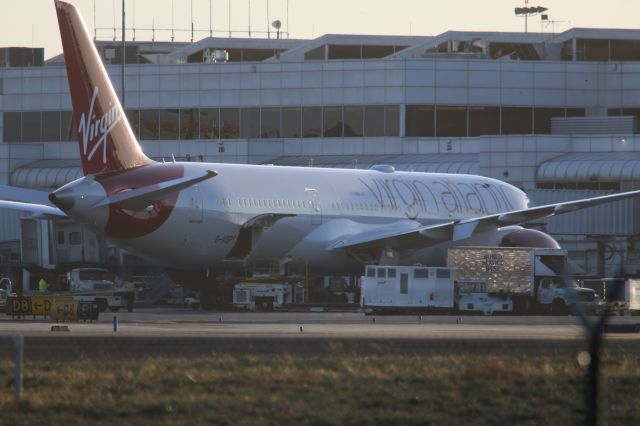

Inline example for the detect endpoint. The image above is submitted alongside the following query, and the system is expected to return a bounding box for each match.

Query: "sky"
[0,0,638,59]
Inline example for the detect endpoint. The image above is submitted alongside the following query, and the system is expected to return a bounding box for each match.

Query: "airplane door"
[305,188,322,225]
[188,185,203,223]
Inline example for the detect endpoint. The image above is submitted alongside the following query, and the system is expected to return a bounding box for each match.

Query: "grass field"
[0,344,638,425]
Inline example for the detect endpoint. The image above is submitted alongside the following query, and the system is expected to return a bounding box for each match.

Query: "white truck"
[65,268,127,312]
[361,265,455,314]
[360,247,598,316]
[232,283,295,311]
[580,278,640,316]
[448,247,597,315]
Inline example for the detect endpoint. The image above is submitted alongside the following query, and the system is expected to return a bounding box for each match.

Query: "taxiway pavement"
[0,308,638,340]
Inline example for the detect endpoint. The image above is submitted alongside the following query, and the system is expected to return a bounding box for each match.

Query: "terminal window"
[240,108,260,139]
[364,106,384,137]
[3,112,21,142]
[180,109,197,140]
[343,106,364,137]
[469,106,499,136]
[406,105,434,137]
[323,106,342,137]
[501,107,532,135]
[261,108,281,138]
[140,109,159,140]
[220,108,240,139]
[200,108,220,139]
[301,107,322,138]
[436,106,467,137]
[282,108,301,138]
[159,109,180,140]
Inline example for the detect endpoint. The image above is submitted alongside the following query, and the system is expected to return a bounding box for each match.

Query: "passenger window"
[387,268,396,278]
[366,268,375,277]
[377,268,386,278]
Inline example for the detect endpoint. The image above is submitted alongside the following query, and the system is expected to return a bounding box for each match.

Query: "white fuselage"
[89,162,529,274]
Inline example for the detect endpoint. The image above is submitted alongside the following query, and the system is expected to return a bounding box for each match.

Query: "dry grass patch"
[0,351,637,425]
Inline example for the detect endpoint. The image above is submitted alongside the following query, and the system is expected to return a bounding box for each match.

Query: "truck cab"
[67,268,114,293]
[536,277,596,314]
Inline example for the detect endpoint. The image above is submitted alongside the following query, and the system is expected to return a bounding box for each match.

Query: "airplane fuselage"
[54,162,530,274]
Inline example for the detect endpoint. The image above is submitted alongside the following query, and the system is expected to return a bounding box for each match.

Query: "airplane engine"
[499,228,560,249]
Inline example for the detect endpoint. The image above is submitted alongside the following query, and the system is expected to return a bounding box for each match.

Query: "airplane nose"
[49,187,75,211]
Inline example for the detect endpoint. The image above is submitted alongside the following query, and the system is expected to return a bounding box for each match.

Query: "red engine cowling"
[499,228,560,249]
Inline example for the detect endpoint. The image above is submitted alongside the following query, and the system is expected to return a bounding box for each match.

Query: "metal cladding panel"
[538,152,640,182]
[0,209,23,241]
[527,189,640,236]
[448,247,533,294]
[11,166,83,189]
[551,116,636,135]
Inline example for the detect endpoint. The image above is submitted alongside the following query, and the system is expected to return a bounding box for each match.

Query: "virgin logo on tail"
[77,86,122,164]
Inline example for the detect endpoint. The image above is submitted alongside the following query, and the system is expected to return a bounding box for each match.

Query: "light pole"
[514,6,548,33]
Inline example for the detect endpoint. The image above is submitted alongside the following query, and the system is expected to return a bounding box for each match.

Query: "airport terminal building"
[0,27,640,278]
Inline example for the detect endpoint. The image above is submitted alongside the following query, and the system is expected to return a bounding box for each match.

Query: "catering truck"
[448,247,597,314]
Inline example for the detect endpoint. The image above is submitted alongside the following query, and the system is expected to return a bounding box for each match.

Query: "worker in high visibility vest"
[124,280,136,312]
[38,278,48,294]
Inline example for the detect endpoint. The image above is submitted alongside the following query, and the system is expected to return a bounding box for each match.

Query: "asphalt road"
[0,309,637,360]
[0,308,638,339]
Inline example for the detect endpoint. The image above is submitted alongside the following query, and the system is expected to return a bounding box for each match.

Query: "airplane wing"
[327,189,640,251]
[0,185,67,218]
[0,200,67,219]
[0,184,56,206]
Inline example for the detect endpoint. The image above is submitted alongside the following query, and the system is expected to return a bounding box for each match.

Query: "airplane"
[1,0,639,308]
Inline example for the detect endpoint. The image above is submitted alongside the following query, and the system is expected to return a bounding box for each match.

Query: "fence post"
[14,336,23,399]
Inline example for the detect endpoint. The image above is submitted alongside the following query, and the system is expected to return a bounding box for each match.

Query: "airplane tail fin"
[55,0,152,175]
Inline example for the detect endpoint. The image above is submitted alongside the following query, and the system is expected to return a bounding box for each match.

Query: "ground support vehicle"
[455,280,513,315]
[580,278,640,315]
[361,265,455,314]
[448,247,597,315]
[232,283,296,311]
[64,268,127,312]
[0,278,17,312]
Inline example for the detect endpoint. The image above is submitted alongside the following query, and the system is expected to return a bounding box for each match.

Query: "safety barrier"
[6,297,100,322]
